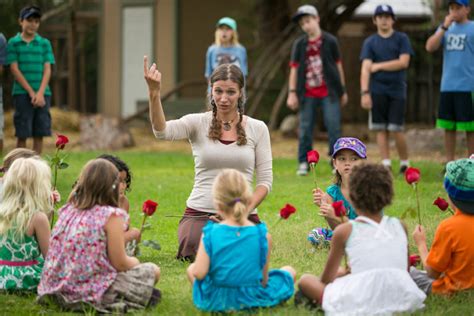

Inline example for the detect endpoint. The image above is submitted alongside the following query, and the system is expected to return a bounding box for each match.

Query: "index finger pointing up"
[144,55,149,76]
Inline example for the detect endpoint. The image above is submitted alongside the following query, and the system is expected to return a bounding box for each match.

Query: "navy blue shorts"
[369,93,406,132]
[13,94,52,139]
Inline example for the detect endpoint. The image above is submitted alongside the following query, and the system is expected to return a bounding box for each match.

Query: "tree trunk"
[255,0,291,46]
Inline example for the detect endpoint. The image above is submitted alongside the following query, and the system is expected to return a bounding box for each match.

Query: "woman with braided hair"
[144,57,272,261]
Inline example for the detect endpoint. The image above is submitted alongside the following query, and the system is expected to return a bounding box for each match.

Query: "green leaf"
[142,240,161,250]
[58,162,69,169]
[50,157,60,165]
[401,207,417,220]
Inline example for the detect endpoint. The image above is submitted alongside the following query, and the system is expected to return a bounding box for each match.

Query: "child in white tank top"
[296,163,426,315]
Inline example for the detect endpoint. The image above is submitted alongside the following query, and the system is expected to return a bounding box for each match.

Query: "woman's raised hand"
[143,55,161,93]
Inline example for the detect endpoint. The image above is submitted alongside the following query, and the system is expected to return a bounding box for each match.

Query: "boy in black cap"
[287,4,348,176]
[360,4,413,174]
[6,5,55,154]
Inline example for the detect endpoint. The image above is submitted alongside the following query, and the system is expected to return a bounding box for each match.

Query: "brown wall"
[177,0,254,97]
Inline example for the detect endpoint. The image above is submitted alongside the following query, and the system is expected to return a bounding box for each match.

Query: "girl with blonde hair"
[205,17,248,80]
[187,169,295,312]
[0,157,52,291]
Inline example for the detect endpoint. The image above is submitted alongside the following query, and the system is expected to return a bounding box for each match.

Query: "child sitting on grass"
[98,154,140,246]
[411,157,474,295]
[297,163,426,314]
[187,169,295,312]
[0,157,52,291]
[38,158,161,313]
[308,137,366,247]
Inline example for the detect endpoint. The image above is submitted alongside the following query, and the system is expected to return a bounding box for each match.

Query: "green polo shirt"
[6,33,55,96]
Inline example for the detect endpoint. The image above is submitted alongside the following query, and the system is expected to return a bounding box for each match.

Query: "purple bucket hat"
[332,137,367,159]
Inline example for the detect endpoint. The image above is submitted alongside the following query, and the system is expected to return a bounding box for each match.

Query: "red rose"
[332,201,347,217]
[307,150,320,165]
[409,254,421,267]
[55,134,69,149]
[279,203,296,219]
[142,199,158,216]
[433,197,449,211]
[405,167,420,185]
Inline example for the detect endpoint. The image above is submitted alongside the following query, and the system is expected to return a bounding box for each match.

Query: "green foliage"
[0,151,472,315]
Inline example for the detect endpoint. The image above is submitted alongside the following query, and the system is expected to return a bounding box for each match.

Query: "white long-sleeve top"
[153,111,272,214]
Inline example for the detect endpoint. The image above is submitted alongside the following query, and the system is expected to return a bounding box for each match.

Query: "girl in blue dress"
[187,169,295,312]
[308,137,367,247]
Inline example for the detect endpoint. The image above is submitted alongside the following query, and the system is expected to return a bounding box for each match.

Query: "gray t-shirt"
[153,112,273,213]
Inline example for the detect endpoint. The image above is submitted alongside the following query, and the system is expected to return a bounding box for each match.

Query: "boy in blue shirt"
[360,4,413,174]
[426,0,474,163]
[7,5,55,154]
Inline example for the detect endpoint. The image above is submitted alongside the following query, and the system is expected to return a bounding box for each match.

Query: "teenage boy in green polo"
[7,5,55,154]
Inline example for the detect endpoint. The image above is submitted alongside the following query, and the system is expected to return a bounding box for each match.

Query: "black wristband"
[440,24,449,31]
[360,90,369,96]
[289,89,297,93]
[341,86,346,93]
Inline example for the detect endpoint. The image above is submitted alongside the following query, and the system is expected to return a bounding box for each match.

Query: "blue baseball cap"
[19,6,42,20]
[374,4,395,18]
[332,137,367,159]
[448,0,470,6]
[217,17,237,31]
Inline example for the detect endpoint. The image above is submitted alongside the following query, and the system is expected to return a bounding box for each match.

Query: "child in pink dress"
[38,158,161,313]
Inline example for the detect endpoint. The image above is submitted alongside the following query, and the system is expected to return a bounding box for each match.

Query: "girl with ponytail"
[186,169,296,312]
[145,58,273,261]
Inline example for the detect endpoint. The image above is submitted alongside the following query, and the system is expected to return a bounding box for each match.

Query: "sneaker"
[296,162,309,176]
[308,227,332,249]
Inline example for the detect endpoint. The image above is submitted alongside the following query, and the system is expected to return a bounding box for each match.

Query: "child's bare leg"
[186,263,196,284]
[280,265,297,281]
[376,131,390,161]
[393,131,408,160]
[33,137,43,154]
[445,130,456,162]
[467,131,474,157]
[17,138,26,148]
[298,274,325,305]
[151,264,161,284]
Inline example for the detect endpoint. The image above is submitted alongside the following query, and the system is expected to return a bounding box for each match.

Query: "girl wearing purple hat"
[308,137,367,248]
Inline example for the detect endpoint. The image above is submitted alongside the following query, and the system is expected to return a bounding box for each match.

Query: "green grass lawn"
[0,151,473,315]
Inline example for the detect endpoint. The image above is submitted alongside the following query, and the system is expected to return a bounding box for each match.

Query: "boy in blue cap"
[7,5,55,154]
[411,157,474,294]
[287,4,348,176]
[360,4,413,174]
[426,0,474,163]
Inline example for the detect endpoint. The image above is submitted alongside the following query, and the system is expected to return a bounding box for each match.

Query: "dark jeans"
[298,96,341,163]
